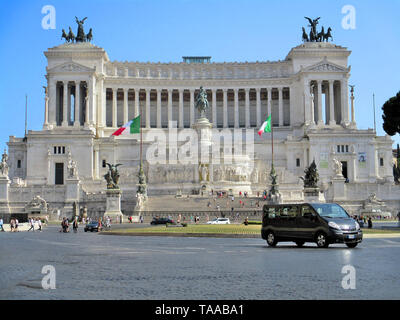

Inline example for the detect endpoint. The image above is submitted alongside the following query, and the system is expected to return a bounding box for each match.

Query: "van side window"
[268,207,276,218]
[302,206,313,216]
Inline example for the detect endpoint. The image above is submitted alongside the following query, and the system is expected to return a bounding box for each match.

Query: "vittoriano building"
[1,23,397,218]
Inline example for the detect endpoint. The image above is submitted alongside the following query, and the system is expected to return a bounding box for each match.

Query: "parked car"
[207,218,231,225]
[84,221,100,232]
[150,217,175,225]
[261,203,363,248]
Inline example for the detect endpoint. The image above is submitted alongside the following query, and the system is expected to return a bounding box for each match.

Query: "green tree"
[382,91,400,136]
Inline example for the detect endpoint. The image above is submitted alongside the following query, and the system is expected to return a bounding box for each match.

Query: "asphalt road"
[0,225,399,300]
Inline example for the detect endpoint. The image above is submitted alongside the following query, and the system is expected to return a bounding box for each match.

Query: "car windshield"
[310,203,349,219]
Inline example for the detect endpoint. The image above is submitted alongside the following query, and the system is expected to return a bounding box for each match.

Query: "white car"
[207,218,231,225]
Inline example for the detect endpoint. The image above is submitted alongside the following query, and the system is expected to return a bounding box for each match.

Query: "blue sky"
[0,0,399,152]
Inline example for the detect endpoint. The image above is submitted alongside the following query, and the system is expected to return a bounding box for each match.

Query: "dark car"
[261,203,363,248]
[84,221,100,232]
[150,217,175,225]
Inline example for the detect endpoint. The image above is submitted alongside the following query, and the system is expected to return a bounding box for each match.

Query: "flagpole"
[140,103,143,168]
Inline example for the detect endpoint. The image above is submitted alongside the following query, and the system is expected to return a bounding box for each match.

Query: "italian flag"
[111,115,141,136]
[258,115,271,136]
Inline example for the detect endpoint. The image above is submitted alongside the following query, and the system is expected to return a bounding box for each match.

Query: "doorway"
[341,161,348,182]
[55,163,64,185]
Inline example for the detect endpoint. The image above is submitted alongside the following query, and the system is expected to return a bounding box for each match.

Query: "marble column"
[94,145,99,180]
[123,88,128,124]
[112,88,117,128]
[190,89,195,125]
[278,87,283,127]
[341,79,350,125]
[234,88,239,128]
[256,88,261,127]
[73,81,80,127]
[223,89,228,128]
[62,81,68,126]
[43,88,49,129]
[48,79,56,126]
[134,88,140,117]
[156,89,161,128]
[145,89,150,128]
[267,88,272,118]
[245,88,250,128]
[102,85,107,127]
[212,88,217,127]
[168,89,172,128]
[329,80,335,126]
[317,80,323,125]
[179,89,184,128]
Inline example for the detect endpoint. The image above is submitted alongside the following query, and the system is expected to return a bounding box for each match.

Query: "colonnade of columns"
[307,78,349,126]
[104,86,291,129]
[52,81,89,127]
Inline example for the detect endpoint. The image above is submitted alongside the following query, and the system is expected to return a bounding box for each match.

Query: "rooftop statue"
[61,17,93,43]
[303,17,332,43]
[195,86,209,118]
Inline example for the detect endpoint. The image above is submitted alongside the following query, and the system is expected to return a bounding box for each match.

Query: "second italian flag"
[258,115,271,136]
[111,115,141,136]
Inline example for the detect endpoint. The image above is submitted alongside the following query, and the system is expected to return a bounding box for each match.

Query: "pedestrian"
[368,217,373,229]
[10,219,15,232]
[72,218,78,233]
[28,218,35,232]
[37,218,42,232]
[15,218,19,232]
[140,215,144,223]
[0,218,4,232]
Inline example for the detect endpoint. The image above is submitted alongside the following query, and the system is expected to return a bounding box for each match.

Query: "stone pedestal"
[64,178,80,218]
[66,178,80,201]
[104,189,123,222]
[193,117,213,187]
[331,177,346,201]
[303,187,326,203]
[0,176,10,214]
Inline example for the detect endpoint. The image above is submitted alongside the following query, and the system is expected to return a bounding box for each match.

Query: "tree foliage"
[382,91,400,136]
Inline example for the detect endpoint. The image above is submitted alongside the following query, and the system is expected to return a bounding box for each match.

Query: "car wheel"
[90,229,93,232]
[84,229,87,232]
[266,231,277,247]
[315,232,329,248]
[295,241,305,247]
[346,243,358,248]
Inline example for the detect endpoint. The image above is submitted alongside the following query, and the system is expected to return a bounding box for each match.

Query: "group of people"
[353,215,373,228]
[27,217,43,232]
[60,217,79,233]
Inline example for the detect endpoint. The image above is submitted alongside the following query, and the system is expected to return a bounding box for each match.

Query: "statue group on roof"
[61,17,93,43]
[302,17,333,43]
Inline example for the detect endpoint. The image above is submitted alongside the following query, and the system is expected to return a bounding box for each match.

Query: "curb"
[99,232,260,238]
[99,232,400,239]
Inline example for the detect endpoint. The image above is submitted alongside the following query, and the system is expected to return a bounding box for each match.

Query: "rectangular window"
[380,158,384,166]
[102,160,106,168]
[341,145,344,153]
[345,145,349,153]
[296,158,300,167]
[337,145,340,153]
[54,146,57,154]
[17,159,21,168]
[58,146,61,154]
[62,146,65,154]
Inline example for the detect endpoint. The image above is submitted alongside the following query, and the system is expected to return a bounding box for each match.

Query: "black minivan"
[261,203,363,248]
